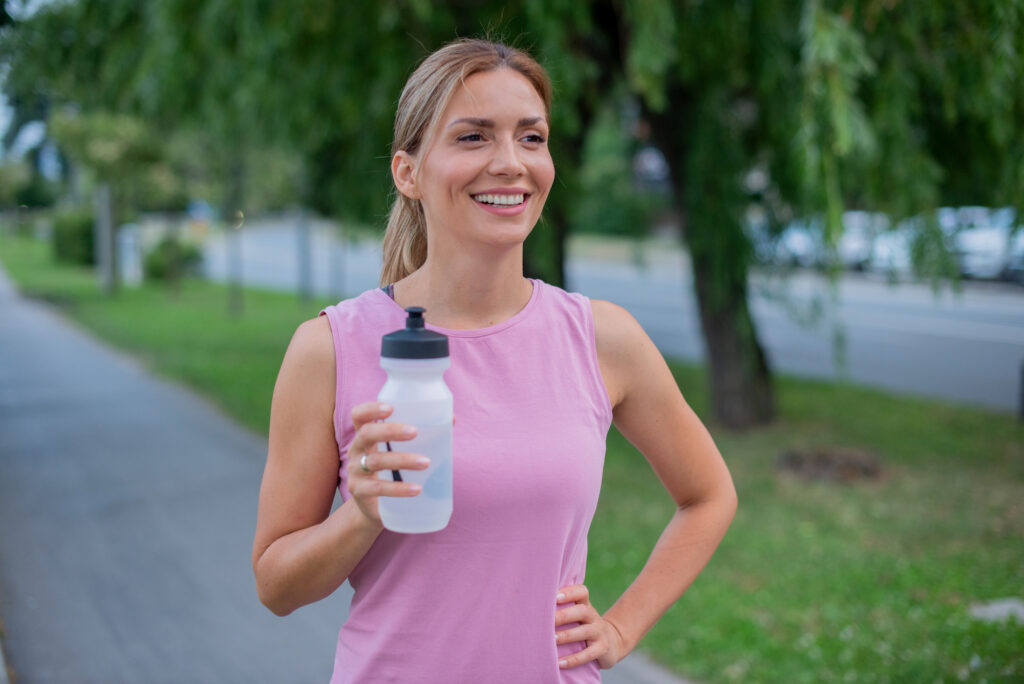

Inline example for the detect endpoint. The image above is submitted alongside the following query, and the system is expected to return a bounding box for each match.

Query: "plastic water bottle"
[377,307,453,533]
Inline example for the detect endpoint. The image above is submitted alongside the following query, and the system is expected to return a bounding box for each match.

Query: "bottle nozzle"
[381,306,448,359]
[405,306,426,329]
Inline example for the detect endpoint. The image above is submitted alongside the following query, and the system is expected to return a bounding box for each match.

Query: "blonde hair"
[380,39,553,286]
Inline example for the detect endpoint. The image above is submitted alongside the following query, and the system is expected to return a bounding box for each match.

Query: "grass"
[2,231,1022,683]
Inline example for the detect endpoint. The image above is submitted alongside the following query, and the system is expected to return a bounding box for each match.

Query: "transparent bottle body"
[376,357,453,533]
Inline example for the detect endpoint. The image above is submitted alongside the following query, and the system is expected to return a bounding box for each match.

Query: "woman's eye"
[523,134,547,144]
[458,133,484,142]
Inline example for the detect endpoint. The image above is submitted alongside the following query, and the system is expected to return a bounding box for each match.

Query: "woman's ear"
[392,151,420,200]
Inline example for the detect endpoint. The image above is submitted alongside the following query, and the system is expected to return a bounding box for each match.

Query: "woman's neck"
[393,244,533,330]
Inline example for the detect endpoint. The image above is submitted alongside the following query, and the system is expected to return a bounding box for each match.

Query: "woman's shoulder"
[589,299,655,408]
[590,299,646,353]
[531,282,646,356]
[287,289,387,368]
[287,315,335,368]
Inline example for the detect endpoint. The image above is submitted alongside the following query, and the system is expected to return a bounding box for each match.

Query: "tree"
[578,0,1023,427]
[6,0,1021,427]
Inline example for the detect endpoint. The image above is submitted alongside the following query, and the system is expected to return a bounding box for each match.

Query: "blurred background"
[0,1,1021,683]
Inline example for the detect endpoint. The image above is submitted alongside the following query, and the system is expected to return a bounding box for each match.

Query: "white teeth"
[473,193,525,206]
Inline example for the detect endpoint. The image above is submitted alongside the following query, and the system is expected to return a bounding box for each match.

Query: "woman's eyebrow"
[447,117,546,128]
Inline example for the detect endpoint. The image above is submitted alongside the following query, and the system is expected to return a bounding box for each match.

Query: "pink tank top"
[320,280,612,683]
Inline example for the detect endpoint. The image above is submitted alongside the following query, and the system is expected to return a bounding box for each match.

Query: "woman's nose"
[488,137,526,176]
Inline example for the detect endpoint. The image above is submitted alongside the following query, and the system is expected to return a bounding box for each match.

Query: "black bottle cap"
[381,307,449,359]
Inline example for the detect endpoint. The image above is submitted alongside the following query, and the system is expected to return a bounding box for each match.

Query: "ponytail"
[380,193,427,286]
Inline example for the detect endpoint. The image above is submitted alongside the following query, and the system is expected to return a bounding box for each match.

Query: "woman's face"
[402,68,555,251]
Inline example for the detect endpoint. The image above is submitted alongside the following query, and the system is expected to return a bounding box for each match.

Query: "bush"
[143,236,202,281]
[52,209,96,266]
[16,174,59,209]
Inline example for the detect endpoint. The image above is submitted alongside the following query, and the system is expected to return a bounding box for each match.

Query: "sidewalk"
[0,263,692,683]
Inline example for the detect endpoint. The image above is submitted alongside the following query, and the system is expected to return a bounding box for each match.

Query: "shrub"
[52,209,95,266]
[143,236,202,281]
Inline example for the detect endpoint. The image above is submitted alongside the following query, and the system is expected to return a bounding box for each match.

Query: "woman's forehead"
[442,69,548,124]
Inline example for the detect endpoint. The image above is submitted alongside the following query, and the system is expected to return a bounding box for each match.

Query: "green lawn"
[2,232,1021,683]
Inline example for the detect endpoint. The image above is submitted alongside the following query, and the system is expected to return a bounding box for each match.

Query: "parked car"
[747,211,887,271]
[951,207,1018,279]
[835,211,887,270]
[869,224,915,278]
[777,220,822,267]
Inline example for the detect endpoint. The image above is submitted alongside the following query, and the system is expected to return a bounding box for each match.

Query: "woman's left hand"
[554,584,627,670]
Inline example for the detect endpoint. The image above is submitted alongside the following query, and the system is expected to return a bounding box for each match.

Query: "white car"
[836,211,888,270]
[951,207,1017,279]
[869,225,914,278]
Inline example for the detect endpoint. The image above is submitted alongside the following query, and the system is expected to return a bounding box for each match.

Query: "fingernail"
[403,425,417,436]
[379,403,392,413]
[556,593,565,601]
[409,484,422,494]
[415,456,430,467]
[558,660,568,668]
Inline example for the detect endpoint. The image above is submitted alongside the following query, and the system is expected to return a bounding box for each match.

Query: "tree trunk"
[645,86,775,428]
[692,260,775,427]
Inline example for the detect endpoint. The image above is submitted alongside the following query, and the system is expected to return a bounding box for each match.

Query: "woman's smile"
[471,188,531,215]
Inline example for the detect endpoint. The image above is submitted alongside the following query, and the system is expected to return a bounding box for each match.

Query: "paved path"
[0,263,689,683]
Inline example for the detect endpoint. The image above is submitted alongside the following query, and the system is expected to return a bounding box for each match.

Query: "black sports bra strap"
[380,283,395,300]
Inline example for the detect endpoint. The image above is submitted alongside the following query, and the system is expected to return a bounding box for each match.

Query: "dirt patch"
[777,446,882,483]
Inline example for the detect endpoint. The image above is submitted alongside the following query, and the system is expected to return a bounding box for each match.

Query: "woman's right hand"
[346,402,428,526]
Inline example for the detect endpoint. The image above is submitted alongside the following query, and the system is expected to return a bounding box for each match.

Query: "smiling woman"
[252,38,737,684]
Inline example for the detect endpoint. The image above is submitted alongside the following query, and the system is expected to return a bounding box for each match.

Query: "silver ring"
[359,453,371,473]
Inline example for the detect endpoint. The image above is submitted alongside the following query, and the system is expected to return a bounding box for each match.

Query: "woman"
[253,39,737,683]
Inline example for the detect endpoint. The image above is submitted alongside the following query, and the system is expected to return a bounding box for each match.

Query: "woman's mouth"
[470,193,529,216]
[472,193,526,207]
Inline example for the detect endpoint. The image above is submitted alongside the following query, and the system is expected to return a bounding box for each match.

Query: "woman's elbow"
[253,556,297,617]
[723,479,738,523]
[256,578,301,617]
[261,595,297,618]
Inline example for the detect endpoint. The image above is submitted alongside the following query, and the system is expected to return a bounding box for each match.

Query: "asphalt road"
[0,265,685,684]
[202,220,1024,414]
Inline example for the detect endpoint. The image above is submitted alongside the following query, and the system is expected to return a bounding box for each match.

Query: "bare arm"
[555,300,737,669]
[251,316,423,616]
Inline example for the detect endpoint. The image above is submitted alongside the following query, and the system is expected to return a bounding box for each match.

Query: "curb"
[616,652,699,684]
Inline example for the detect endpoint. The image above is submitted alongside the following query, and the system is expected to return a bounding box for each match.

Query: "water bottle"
[377,307,453,533]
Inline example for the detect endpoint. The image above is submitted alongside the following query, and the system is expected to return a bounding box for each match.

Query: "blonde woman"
[253,39,737,683]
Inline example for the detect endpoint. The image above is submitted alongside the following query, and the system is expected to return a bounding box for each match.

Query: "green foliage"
[572,102,664,238]
[15,171,58,208]
[909,215,961,291]
[0,161,57,209]
[52,208,95,266]
[798,0,877,251]
[6,0,1024,422]
[622,0,677,112]
[143,236,203,282]
[0,161,30,207]
[49,110,188,213]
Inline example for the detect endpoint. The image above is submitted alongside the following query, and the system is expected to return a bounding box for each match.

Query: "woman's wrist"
[337,496,385,536]
[602,612,634,658]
